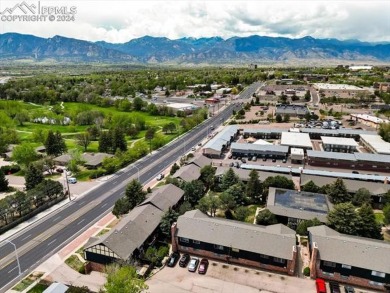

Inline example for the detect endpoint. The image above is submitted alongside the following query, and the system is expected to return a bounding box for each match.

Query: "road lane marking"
[21,234,32,241]
[101,203,107,208]
[47,239,56,246]
[77,219,85,225]
[78,201,86,206]
[53,216,61,222]
[7,266,17,274]
[112,181,117,185]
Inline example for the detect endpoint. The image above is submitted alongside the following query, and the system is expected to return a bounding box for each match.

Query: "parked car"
[56,168,64,173]
[198,258,209,274]
[167,252,180,267]
[329,282,340,293]
[191,147,196,151]
[272,158,276,162]
[344,286,355,293]
[352,171,359,174]
[229,162,234,167]
[262,157,267,161]
[248,156,252,161]
[315,278,327,293]
[228,154,232,159]
[188,258,199,272]
[156,173,165,181]
[282,158,287,163]
[241,158,246,163]
[179,253,190,267]
[234,161,240,168]
[232,156,237,160]
[252,156,257,161]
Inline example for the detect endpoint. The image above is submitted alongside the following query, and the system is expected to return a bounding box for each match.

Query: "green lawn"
[65,255,84,272]
[375,212,384,225]
[26,283,48,293]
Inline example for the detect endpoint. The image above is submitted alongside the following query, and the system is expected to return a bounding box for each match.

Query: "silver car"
[188,258,199,272]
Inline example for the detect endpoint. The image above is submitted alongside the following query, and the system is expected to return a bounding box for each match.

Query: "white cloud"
[0,0,389,42]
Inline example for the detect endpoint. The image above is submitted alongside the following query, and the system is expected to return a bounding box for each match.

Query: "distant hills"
[1,32,390,64]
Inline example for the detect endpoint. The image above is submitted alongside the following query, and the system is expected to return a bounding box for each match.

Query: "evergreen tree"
[25,164,44,190]
[45,130,67,156]
[199,165,216,189]
[124,179,146,211]
[356,204,382,239]
[170,163,180,175]
[98,131,113,153]
[246,169,263,202]
[112,127,127,152]
[352,188,371,206]
[0,169,9,192]
[301,180,320,193]
[296,218,322,236]
[235,206,250,222]
[183,180,205,206]
[160,208,179,237]
[327,202,358,235]
[327,178,351,204]
[224,182,246,206]
[220,168,239,191]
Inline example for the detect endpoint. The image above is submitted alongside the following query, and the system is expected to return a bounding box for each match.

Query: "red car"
[198,258,209,274]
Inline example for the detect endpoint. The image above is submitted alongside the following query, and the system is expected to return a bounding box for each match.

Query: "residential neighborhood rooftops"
[320,136,358,147]
[172,164,201,182]
[308,225,390,274]
[187,154,212,168]
[176,210,296,260]
[360,134,390,155]
[139,184,184,212]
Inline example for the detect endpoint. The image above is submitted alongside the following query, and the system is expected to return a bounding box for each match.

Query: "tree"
[45,130,67,157]
[112,127,127,152]
[199,165,216,190]
[383,204,390,225]
[66,286,90,293]
[87,125,100,140]
[14,110,30,126]
[378,122,390,142]
[104,265,147,293]
[160,208,179,237]
[12,143,38,166]
[327,202,359,235]
[275,114,283,123]
[301,180,320,193]
[183,180,205,206]
[98,131,112,153]
[356,204,382,239]
[0,169,9,192]
[144,246,169,267]
[327,178,351,204]
[296,218,322,236]
[178,201,192,215]
[352,188,371,206]
[220,168,239,191]
[304,90,311,102]
[224,182,246,206]
[170,163,180,175]
[196,195,220,216]
[219,192,237,211]
[283,114,290,123]
[246,169,262,202]
[112,197,130,218]
[262,176,295,202]
[256,209,278,225]
[145,127,156,153]
[132,97,144,111]
[124,179,146,211]
[25,164,44,190]
[76,132,91,152]
[235,206,250,222]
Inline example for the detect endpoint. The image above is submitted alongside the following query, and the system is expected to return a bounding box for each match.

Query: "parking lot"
[146,258,316,293]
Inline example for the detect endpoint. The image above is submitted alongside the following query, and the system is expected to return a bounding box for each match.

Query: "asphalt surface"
[0,82,263,292]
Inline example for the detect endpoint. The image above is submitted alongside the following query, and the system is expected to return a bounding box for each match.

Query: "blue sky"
[0,0,389,43]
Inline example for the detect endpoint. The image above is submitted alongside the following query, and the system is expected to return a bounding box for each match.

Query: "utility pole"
[64,170,71,201]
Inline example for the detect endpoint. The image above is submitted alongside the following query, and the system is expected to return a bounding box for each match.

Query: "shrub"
[1,164,21,174]
[303,267,310,276]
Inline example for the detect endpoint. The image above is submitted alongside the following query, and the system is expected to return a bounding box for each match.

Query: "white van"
[67,177,77,184]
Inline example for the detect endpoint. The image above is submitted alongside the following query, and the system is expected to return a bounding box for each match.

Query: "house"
[171,210,297,275]
[172,164,201,182]
[308,225,390,291]
[186,154,212,169]
[84,184,184,271]
[54,152,113,168]
[266,188,332,227]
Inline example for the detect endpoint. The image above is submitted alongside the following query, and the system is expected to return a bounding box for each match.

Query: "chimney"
[171,222,178,253]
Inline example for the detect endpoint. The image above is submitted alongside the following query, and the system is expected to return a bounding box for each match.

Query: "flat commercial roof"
[320,136,358,147]
[313,83,365,91]
[203,125,238,153]
[351,113,389,124]
[360,134,390,155]
[291,148,304,155]
[267,188,330,222]
[281,132,312,149]
[231,142,289,154]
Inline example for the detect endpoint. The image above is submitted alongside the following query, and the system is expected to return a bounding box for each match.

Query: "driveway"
[146,259,316,293]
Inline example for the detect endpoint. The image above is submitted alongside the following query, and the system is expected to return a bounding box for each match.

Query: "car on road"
[67,177,77,184]
[167,252,180,267]
[191,147,196,151]
[198,258,209,274]
[156,173,165,181]
[179,253,190,267]
[188,258,199,272]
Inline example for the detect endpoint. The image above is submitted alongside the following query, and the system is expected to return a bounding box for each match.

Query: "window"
[342,264,351,269]
[193,240,200,244]
[180,237,189,243]
[371,271,385,278]
[232,248,239,253]
[323,261,336,268]
[214,244,224,250]
[260,254,269,259]
[274,257,285,264]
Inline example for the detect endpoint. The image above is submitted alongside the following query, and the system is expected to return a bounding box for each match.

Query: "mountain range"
[1,32,390,64]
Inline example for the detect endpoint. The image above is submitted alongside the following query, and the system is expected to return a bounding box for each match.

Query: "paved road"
[0,82,262,292]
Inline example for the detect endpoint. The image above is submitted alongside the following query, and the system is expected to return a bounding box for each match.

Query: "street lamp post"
[4,239,21,277]
[64,170,71,201]
[132,165,140,181]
